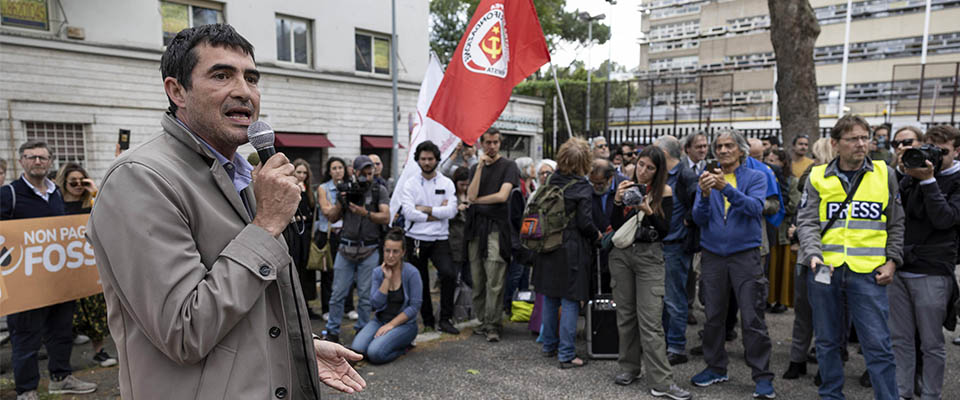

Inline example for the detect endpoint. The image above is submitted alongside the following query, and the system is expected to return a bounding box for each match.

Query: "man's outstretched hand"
[314,340,366,393]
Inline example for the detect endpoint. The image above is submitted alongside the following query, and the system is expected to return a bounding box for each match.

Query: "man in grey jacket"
[796,115,904,400]
[87,24,364,399]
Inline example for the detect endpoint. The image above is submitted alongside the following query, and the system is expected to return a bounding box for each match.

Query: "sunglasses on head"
[890,138,915,148]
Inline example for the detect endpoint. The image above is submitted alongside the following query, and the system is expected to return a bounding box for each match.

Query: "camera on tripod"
[336,177,370,206]
[902,144,947,173]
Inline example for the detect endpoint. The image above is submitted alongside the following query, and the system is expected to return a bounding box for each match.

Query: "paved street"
[4,304,959,399]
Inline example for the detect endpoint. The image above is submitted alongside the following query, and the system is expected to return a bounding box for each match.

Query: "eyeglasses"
[890,138,915,148]
[22,155,50,162]
[595,144,608,148]
[840,135,870,144]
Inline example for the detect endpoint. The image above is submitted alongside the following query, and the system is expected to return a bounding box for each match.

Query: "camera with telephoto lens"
[336,177,371,206]
[622,184,647,207]
[902,144,947,172]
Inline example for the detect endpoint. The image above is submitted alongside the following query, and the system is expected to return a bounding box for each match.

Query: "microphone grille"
[247,120,274,150]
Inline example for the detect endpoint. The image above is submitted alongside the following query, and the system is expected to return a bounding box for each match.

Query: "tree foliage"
[429,0,611,64]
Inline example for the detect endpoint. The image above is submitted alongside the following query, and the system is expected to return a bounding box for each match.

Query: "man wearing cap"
[323,155,391,344]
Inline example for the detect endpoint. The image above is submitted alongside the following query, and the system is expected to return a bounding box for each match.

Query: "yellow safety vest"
[809,161,889,273]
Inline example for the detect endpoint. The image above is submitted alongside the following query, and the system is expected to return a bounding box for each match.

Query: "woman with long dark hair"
[55,163,117,367]
[608,146,691,399]
[291,159,318,315]
[316,157,354,319]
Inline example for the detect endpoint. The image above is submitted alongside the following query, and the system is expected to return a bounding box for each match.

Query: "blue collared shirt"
[175,118,253,194]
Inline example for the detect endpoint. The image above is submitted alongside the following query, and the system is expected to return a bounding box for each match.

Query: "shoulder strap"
[820,171,865,236]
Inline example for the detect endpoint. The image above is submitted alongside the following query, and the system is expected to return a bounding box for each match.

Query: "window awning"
[274,133,334,148]
[361,135,404,149]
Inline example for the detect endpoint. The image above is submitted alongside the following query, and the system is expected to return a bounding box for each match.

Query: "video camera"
[336,177,372,206]
[903,144,947,173]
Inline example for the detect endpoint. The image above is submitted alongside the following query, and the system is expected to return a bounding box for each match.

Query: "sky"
[548,0,645,76]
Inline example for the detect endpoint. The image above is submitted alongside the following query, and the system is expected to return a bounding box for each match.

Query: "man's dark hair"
[684,132,707,150]
[160,24,255,114]
[453,166,471,184]
[480,127,501,143]
[590,158,615,179]
[792,134,809,146]
[415,140,442,163]
[620,141,635,150]
[762,135,780,147]
[925,125,960,147]
[19,141,50,157]
[830,114,871,140]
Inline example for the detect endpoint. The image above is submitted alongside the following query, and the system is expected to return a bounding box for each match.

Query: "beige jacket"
[87,114,322,399]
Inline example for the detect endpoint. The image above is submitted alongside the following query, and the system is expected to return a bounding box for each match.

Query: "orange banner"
[0,214,101,316]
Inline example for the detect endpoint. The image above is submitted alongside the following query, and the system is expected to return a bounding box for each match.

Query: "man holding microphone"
[87,24,364,399]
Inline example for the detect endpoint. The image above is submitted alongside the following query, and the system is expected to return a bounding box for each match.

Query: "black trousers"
[405,237,457,326]
[9,300,75,394]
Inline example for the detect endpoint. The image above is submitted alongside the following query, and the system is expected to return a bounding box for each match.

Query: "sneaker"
[782,361,806,379]
[691,368,728,387]
[93,349,118,367]
[690,345,703,356]
[859,370,871,388]
[438,319,460,335]
[753,379,776,399]
[651,384,692,400]
[73,334,90,345]
[667,352,688,366]
[472,327,488,336]
[347,311,359,320]
[322,312,329,321]
[16,390,38,400]
[485,331,500,342]
[48,375,97,394]
[614,371,642,386]
[322,333,340,344]
[953,336,960,346]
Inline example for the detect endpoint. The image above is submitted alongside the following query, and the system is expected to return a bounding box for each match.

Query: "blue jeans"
[540,296,579,362]
[350,319,418,364]
[503,260,530,309]
[326,247,379,336]
[809,265,897,400]
[661,243,690,354]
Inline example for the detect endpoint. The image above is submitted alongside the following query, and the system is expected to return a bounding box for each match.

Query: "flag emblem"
[463,4,508,78]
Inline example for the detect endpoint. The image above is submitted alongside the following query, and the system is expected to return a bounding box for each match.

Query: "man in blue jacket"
[690,130,775,399]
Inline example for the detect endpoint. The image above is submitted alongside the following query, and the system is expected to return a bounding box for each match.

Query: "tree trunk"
[768,0,821,147]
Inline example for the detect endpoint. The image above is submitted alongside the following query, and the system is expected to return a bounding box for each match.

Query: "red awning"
[361,135,404,149]
[274,133,334,148]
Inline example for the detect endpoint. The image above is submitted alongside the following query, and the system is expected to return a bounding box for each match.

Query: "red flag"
[427,0,550,145]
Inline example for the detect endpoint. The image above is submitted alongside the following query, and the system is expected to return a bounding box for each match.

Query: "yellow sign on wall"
[0,0,49,30]
[0,214,102,316]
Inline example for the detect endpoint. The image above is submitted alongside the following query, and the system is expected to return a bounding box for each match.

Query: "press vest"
[809,160,889,273]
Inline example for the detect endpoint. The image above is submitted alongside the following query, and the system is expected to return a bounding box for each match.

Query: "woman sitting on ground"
[350,228,422,364]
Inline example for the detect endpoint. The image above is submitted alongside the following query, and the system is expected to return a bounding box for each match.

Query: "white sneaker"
[48,375,97,394]
[347,311,359,320]
[73,334,90,345]
[16,390,38,400]
[322,312,329,321]
[93,349,118,367]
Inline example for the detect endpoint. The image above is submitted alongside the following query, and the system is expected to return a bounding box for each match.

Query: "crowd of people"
[1,22,958,400]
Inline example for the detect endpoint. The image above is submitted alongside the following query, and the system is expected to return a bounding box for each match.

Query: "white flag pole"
[551,62,574,139]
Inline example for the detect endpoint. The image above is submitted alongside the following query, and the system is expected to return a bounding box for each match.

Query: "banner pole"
[551,63,574,140]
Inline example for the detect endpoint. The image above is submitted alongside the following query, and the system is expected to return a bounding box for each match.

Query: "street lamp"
[579,11,605,136]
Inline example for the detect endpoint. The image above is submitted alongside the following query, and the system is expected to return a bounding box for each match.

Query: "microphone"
[247,120,302,231]
[247,120,276,163]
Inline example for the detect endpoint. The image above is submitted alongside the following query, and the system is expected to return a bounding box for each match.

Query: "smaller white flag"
[389,53,460,222]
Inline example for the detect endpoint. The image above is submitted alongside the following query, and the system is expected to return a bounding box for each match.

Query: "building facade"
[0,0,543,182]
[635,0,960,131]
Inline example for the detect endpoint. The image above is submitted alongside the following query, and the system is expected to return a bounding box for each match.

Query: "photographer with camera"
[888,125,960,400]
[323,155,390,344]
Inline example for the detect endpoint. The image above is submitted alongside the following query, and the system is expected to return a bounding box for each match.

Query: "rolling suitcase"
[587,250,618,359]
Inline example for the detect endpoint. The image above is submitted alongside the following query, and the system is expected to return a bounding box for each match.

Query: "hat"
[353,155,374,171]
